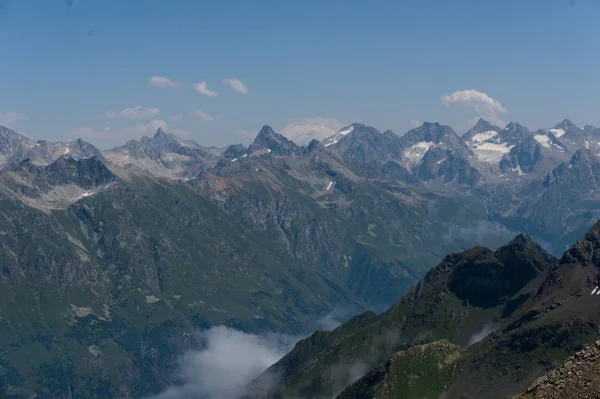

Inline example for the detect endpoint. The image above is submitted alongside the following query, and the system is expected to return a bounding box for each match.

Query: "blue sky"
[1,0,600,148]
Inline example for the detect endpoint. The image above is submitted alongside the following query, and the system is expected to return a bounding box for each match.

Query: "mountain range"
[1,117,600,398]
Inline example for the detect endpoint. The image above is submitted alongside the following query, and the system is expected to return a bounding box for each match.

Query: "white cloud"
[147,326,299,399]
[224,78,248,94]
[106,105,159,120]
[0,111,28,127]
[441,89,507,127]
[410,120,423,128]
[193,110,219,121]
[149,76,181,88]
[237,129,257,138]
[281,117,344,145]
[71,119,168,147]
[193,81,219,97]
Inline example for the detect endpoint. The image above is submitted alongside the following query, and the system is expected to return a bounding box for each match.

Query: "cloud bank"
[193,81,219,97]
[147,326,299,399]
[0,111,28,127]
[194,110,219,121]
[224,78,248,94]
[441,89,507,127]
[106,105,159,119]
[281,117,344,145]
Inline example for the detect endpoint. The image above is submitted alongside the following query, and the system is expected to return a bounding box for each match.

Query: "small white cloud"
[106,106,159,120]
[193,110,219,121]
[149,76,181,88]
[193,81,219,97]
[410,120,423,128]
[281,117,344,145]
[224,78,248,94]
[0,111,28,127]
[71,119,168,146]
[169,114,184,122]
[441,89,507,127]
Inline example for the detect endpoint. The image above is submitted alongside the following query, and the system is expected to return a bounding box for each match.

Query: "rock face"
[514,340,600,399]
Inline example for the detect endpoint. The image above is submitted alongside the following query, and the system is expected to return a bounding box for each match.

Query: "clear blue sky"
[1,0,600,148]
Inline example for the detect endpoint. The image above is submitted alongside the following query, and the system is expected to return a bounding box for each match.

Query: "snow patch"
[534,134,551,148]
[471,142,514,163]
[337,126,354,137]
[512,165,525,176]
[326,181,334,190]
[266,148,272,153]
[324,126,354,147]
[63,147,70,155]
[77,191,94,200]
[403,141,434,162]
[469,130,498,143]
[548,128,565,138]
[231,158,238,162]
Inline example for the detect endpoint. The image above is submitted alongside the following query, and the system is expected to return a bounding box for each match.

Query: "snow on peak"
[471,142,514,163]
[323,126,355,147]
[548,128,565,138]
[469,130,498,143]
[403,141,434,163]
[337,126,354,137]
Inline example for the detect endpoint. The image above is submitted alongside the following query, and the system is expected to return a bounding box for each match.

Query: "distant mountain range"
[1,117,600,397]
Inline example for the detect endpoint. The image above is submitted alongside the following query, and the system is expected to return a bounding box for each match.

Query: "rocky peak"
[249,125,299,156]
[499,136,543,174]
[445,235,555,307]
[554,118,579,131]
[402,122,465,152]
[559,220,600,265]
[221,143,246,160]
[44,156,116,188]
[499,122,532,144]
[306,138,326,152]
[464,118,501,138]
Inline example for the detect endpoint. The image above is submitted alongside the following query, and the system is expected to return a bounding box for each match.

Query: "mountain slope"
[514,339,600,399]
[249,234,555,398]
[313,222,600,399]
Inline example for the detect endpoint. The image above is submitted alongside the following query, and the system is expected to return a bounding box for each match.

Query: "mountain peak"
[154,127,167,138]
[249,125,298,155]
[258,125,276,137]
[560,219,600,265]
[555,118,578,130]
[463,118,501,140]
[473,118,499,132]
